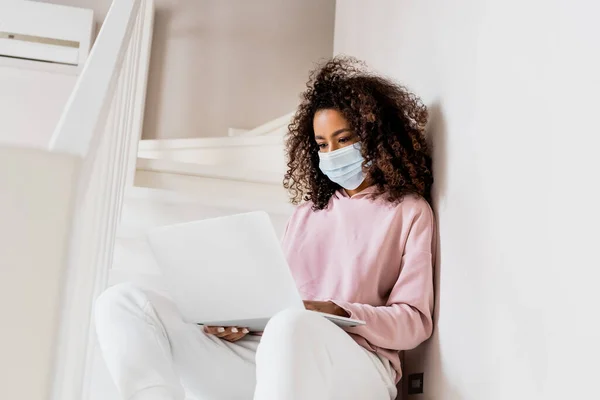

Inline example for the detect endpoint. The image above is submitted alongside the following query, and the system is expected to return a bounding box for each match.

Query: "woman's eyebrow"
[315,128,352,140]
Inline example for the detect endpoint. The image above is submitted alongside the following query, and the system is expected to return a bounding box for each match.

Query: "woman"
[95,57,435,400]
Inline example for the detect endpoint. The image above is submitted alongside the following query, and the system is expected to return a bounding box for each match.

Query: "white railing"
[0,1,154,399]
[234,111,295,137]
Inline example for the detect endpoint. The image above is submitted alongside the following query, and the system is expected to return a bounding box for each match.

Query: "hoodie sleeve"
[331,204,435,351]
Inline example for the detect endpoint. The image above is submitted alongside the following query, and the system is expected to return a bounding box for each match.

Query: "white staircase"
[111,115,293,287]
[0,0,293,397]
[0,0,294,396]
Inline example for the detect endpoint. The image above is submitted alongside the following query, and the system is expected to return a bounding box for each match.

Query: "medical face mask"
[318,143,367,190]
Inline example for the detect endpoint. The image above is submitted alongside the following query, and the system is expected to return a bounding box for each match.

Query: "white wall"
[335,1,599,399]
[37,0,336,139]
[0,60,77,147]
[0,148,78,400]
[0,0,93,148]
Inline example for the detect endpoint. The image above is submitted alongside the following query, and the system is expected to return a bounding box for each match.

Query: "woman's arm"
[303,300,349,317]
[330,205,435,351]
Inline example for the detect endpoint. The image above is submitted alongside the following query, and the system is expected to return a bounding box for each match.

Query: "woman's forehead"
[313,109,349,134]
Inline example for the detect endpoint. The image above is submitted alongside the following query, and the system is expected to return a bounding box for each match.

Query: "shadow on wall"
[142,7,171,141]
[399,102,461,400]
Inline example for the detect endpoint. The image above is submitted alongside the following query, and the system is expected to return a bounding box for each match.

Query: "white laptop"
[146,211,365,332]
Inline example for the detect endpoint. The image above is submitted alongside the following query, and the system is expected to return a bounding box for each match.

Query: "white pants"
[94,283,397,400]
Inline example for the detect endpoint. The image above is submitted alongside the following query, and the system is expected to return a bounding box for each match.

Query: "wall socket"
[407,373,424,395]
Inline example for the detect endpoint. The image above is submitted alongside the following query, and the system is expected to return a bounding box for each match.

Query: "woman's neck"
[344,180,372,197]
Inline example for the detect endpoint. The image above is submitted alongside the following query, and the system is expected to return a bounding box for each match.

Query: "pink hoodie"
[281,187,435,382]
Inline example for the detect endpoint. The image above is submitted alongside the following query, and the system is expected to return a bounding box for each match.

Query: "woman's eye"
[318,143,327,149]
[339,137,349,143]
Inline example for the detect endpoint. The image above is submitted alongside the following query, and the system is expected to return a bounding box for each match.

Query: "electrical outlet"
[407,373,424,395]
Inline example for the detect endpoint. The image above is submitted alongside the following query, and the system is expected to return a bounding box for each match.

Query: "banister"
[43,1,155,400]
[49,0,140,158]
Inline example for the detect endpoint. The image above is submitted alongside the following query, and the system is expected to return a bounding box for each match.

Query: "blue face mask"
[318,143,367,190]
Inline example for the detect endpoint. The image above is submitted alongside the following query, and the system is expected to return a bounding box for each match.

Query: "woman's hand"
[303,300,350,317]
[204,326,249,342]
[203,301,349,342]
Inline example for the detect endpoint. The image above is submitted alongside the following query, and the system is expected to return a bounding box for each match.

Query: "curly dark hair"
[283,56,433,210]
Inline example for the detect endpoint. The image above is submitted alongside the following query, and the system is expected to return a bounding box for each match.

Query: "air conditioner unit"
[0,0,94,67]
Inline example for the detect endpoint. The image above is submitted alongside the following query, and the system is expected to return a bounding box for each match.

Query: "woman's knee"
[94,282,149,323]
[267,308,316,327]
[256,309,330,376]
[261,309,323,345]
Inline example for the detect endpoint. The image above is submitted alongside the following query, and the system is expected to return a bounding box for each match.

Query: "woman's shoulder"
[397,194,432,210]
[290,200,314,214]
[285,200,314,223]
[390,194,435,222]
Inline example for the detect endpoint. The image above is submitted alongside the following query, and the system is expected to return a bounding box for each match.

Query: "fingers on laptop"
[204,326,250,342]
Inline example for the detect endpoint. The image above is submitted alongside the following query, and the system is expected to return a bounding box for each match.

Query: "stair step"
[137,136,286,171]
[120,186,292,238]
[134,171,291,213]
[139,135,284,150]
[137,158,283,185]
